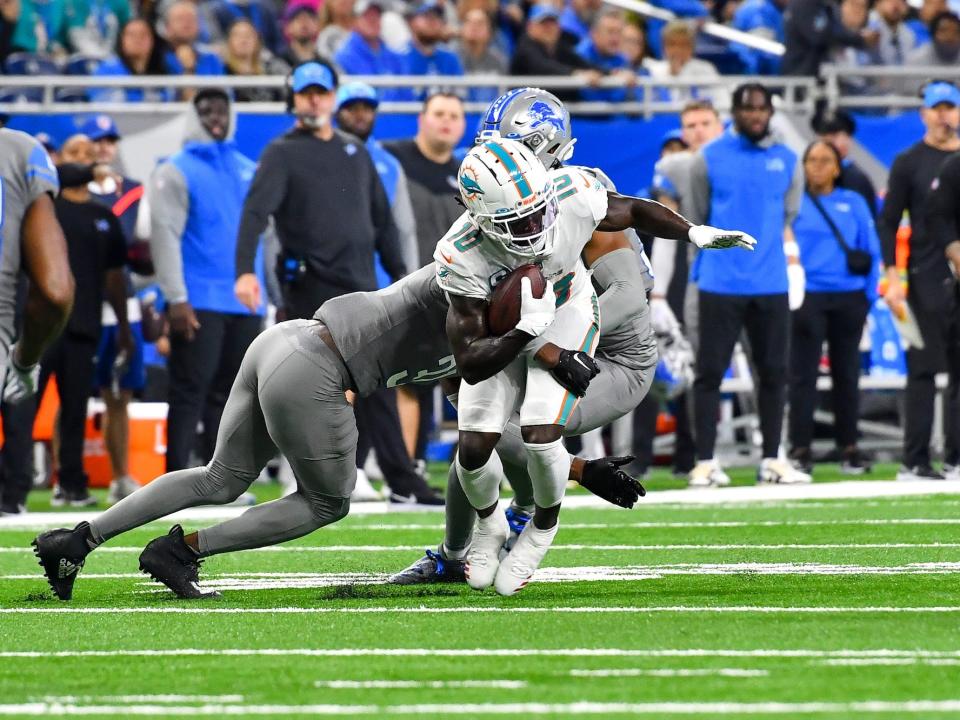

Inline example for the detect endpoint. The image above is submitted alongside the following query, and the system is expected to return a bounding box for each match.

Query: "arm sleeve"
[650,238,678,297]
[25,142,60,199]
[262,219,284,308]
[392,168,421,273]
[686,150,711,227]
[784,155,804,226]
[370,157,407,281]
[878,154,909,267]
[591,247,648,330]
[235,142,288,277]
[511,41,590,75]
[147,163,190,304]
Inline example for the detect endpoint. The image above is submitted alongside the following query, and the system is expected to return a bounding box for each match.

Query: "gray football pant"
[444,355,656,552]
[89,320,356,556]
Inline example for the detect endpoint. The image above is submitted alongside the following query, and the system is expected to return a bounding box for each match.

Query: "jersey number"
[451,221,482,252]
[386,355,458,388]
[553,174,577,202]
[553,272,574,307]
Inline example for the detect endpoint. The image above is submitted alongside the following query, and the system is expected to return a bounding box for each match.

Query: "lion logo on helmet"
[526,101,565,133]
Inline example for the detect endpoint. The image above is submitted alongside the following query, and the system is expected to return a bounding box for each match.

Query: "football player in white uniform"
[436,138,754,595]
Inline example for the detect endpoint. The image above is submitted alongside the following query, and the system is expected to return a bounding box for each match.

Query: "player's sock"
[443,462,476,559]
[455,450,503,511]
[496,424,537,508]
[524,438,571,510]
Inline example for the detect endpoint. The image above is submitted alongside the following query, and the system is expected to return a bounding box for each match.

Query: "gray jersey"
[315,264,455,396]
[0,129,60,363]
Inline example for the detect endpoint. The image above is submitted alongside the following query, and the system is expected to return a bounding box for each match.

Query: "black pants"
[694,291,790,460]
[0,394,38,507]
[167,311,263,471]
[35,333,98,494]
[285,274,357,321]
[355,387,424,495]
[633,391,695,473]
[788,291,869,451]
[903,284,960,467]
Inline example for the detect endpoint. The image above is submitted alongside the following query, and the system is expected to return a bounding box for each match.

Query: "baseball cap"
[354,0,383,14]
[80,114,120,141]
[408,0,444,17]
[336,82,379,112]
[291,61,336,93]
[283,3,318,23]
[528,4,560,22]
[923,81,960,108]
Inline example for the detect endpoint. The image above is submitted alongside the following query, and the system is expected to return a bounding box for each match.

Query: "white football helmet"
[458,138,559,258]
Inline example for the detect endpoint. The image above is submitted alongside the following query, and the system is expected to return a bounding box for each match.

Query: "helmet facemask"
[476,188,559,258]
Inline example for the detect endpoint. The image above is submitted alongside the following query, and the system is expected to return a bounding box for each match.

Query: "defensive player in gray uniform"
[0,129,75,405]
[31,264,638,600]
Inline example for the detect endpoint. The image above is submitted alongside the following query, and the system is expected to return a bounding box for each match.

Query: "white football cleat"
[465,511,509,590]
[688,460,731,488]
[495,521,558,596]
[350,468,382,502]
[758,458,812,485]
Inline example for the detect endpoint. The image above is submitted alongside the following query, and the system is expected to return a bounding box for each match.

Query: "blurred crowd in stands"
[2,0,959,105]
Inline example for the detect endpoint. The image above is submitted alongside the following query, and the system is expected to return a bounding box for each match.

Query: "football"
[487,264,548,335]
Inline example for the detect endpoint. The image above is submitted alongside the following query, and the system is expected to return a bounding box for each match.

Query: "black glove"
[578,455,646,509]
[550,349,600,398]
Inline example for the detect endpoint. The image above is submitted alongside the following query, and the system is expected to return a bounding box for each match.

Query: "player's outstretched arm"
[17,194,74,368]
[446,292,541,385]
[598,192,757,251]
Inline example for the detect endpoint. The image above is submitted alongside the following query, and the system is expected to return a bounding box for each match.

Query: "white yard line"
[312,680,526,689]
[2,700,960,715]
[36,696,244,704]
[569,668,769,678]
[1,481,957,529]
[2,648,958,659]
[1,605,958,615]
[817,658,960,667]
[5,542,960,555]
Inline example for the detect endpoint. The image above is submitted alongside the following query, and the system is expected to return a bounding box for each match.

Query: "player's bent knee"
[458,431,500,470]
[197,460,256,504]
[521,424,564,445]
[302,488,351,526]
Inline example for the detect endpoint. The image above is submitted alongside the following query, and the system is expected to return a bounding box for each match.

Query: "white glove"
[688,225,757,251]
[514,277,556,338]
[787,263,806,311]
[649,296,679,335]
[3,350,40,404]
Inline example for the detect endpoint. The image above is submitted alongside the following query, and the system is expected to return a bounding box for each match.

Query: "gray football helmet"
[475,87,576,169]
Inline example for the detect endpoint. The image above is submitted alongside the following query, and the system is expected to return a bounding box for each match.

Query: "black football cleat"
[138,525,220,599]
[32,522,93,601]
[388,549,466,585]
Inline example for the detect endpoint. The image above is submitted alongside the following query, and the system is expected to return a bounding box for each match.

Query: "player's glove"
[514,277,556,338]
[550,349,600,398]
[3,349,40,404]
[579,455,646,509]
[689,225,757,251]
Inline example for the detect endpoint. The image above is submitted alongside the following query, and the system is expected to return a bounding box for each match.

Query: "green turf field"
[0,468,959,718]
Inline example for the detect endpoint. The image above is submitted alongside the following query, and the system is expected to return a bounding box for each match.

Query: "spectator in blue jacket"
[687,83,810,488]
[731,0,786,74]
[146,88,265,472]
[576,9,641,103]
[560,0,602,45]
[788,140,880,475]
[162,1,225,79]
[92,18,173,103]
[207,0,282,54]
[335,0,408,100]
[403,0,463,96]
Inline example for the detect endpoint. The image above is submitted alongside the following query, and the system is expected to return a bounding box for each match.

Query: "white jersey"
[434,166,608,308]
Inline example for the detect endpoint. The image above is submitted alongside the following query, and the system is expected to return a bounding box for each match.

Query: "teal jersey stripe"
[483,141,533,199]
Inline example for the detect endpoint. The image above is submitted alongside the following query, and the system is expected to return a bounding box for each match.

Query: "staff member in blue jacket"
[147,88,265,472]
[687,83,810,487]
[788,140,880,476]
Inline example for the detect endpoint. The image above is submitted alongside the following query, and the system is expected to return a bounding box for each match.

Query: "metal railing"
[0,73,819,117]
[821,64,960,111]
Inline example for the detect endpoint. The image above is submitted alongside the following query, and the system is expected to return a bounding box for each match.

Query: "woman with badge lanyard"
[787,139,881,476]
